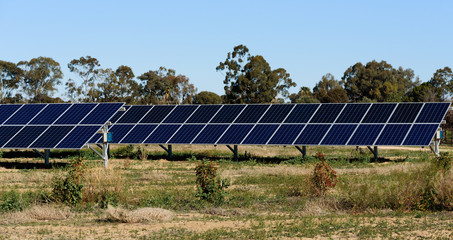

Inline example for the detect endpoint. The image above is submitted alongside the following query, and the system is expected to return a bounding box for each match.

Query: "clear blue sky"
[1,0,452,100]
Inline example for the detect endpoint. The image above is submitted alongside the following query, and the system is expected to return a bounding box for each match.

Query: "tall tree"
[115,65,137,101]
[67,56,101,102]
[137,67,196,104]
[428,67,453,100]
[342,60,417,102]
[289,86,319,103]
[0,60,22,103]
[216,45,296,103]
[17,57,63,102]
[313,73,348,103]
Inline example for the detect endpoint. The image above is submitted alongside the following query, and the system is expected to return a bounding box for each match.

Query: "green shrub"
[51,157,85,206]
[195,159,230,204]
[112,145,135,158]
[311,152,337,196]
[135,145,148,161]
[0,190,25,212]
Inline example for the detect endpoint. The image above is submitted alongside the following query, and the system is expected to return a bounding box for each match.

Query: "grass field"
[0,145,452,239]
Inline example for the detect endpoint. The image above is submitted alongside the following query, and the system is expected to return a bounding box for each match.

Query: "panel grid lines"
[240,105,272,144]
[142,105,177,144]
[372,102,400,146]
[318,104,348,145]
[166,105,201,144]
[400,102,425,146]
[345,103,373,145]
[118,106,154,144]
[0,104,24,126]
[1,104,50,148]
[291,104,322,145]
[214,105,249,145]
[266,104,297,145]
[190,105,224,144]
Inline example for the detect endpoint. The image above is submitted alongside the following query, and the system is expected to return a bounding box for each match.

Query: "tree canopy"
[216,45,296,103]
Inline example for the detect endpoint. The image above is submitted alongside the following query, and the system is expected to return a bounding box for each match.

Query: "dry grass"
[104,206,174,223]
[83,167,125,203]
[0,205,72,224]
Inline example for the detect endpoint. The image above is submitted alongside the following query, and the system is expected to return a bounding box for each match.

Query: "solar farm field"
[0,145,452,239]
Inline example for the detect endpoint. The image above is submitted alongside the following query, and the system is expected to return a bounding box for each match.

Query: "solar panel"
[0,103,124,149]
[88,102,449,147]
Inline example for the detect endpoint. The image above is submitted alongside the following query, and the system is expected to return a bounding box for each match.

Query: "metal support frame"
[367,146,378,161]
[295,146,307,158]
[33,149,50,165]
[88,125,110,168]
[159,144,173,160]
[226,145,238,161]
[429,131,441,157]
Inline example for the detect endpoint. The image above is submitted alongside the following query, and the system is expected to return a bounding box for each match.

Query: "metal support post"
[367,146,378,161]
[295,146,307,158]
[226,145,238,161]
[103,142,109,168]
[33,149,51,165]
[159,144,173,160]
[430,139,440,157]
[88,125,110,168]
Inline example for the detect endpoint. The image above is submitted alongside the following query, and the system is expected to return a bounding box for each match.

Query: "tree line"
[1,44,452,104]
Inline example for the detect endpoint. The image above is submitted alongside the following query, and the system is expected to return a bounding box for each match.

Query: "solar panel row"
[0,103,124,149]
[89,102,449,146]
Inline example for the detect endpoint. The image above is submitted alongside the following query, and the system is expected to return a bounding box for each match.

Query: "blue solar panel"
[29,104,70,124]
[294,124,330,145]
[336,104,371,123]
[321,124,357,145]
[234,105,270,123]
[56,126,101,149]
[109,106,130,123]
[268,125,305,145]
[362,104,396,123]
[375,124,411,145]
[168,125,205,144]
[416,103,450,123]
[30,126,74,149]
[107,124,135,143]
[309,104,344,123]
[81,103,125,124]
[163,105,198,123]
[0,126,24,146]
[121,125,157,144]
[389,103,423,123]
[55,104,97,124]
[242,125,279,144]
[140,106,175,123]
[186,105,221,123]
[284,104,319,123]
[403,124,439,146]
[0,105,22,124]
[347,124,384,146]
[4,104,46,125]
[259,105,294,123]
[4,126,48,148]
[217,125,254,144]
[210,105,245,123]
[192,125,229,144]
[117,106,153,123]
[144,125,180,143]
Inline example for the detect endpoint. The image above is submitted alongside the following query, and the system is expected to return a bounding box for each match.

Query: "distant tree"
[405,82,439,102]
[115,65,137,101]
[17,57,63,102]
[429,67,453,100]
[342,60,418,102]
[137,67,196,104]
[95,68,118,102]
[193,91,222,104]
[67,56,101,102]
[313,73,348,103]
[289,86,320,103]
[216,45,296,103]
[0,60,22,103]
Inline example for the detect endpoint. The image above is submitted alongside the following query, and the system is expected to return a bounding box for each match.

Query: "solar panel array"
[89,102,450,146]
[0,103,124,149]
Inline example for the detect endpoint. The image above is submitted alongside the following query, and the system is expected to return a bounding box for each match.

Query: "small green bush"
[311,152,337,196]
[195,159,230,204]
[0,190,25,212]
[51,157,85,206]
[111,145,135,158]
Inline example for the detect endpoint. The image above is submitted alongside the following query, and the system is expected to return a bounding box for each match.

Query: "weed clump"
[195,159,230,204]
[311,152,337,196]
[50,157,85,206]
